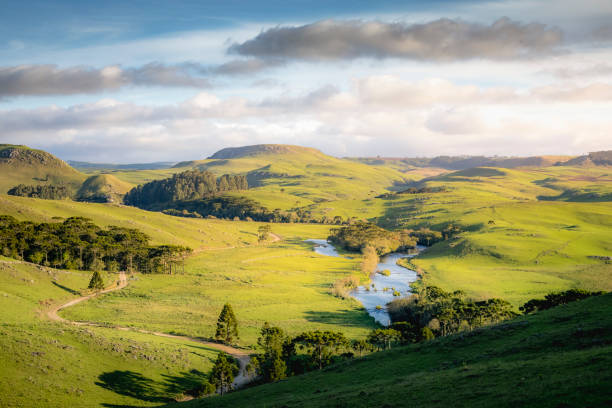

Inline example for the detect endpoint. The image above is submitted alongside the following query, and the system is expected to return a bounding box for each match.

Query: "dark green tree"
[257,225,272,242]
[209,352,239,395]
[292,330,348,370]
[88,270,105,290]
[215,303,239,344]
[255,322,287,382]
[367,328,401,350]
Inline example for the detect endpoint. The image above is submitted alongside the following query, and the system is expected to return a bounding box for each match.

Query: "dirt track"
[47,271,252,389]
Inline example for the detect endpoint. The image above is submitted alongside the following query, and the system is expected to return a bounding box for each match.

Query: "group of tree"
[387,285,517,337]
[7,184,70,200]
[123,169,248,208]
[0,215,191,274]
[520,289,605,314]
[328,221,418,255]
[159,194,354,224]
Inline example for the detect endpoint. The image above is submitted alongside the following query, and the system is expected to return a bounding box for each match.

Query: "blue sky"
[1,0,611,162]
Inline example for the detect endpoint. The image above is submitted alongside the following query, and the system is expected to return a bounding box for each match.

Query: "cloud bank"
[229,17,563,61]
[2,76,610,161]
[0,63,211,97]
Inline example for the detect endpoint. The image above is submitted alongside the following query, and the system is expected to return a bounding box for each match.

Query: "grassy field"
[0,194,376,345]
[298,165,612,305]
[171,293,612,408]
[0,259,220,408]
[60,232,376,346]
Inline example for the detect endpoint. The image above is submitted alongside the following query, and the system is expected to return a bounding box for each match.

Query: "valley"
[0,144,610,407]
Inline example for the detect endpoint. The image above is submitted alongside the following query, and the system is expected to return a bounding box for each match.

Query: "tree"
[292,330,348,370]
[420,327,435,341]
[88,270,105,290]
[258,225,271,242]
[351,339,372,357]
[209,352,239,395]
[367,328,400,350]
[255,322,287,382]
[215,304,239,344]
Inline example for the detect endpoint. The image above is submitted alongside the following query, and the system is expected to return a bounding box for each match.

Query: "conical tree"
[209,352,239,395]
[215,303,239,344]
[88,270,105,290]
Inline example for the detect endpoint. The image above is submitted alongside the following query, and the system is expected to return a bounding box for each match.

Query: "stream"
[306,239,424,326]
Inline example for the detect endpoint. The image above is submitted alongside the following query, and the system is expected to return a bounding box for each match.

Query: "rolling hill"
[76,174,134,203]
[0,144,86,194]
[170,293,612,408]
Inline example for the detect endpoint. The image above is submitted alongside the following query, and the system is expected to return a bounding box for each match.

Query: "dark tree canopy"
[8,184,70,200]
[0,215,191,274]
[88,270,105,290]
[123,169,248,208]
[520,289,605,314]
[215,303,239,344]
[209,352,239,395]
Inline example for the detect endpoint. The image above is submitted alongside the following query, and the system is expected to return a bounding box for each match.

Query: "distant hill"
[76,174,134,203]
[0,144,86,194]
[555,150,612,167]
[207,144,324,160]
[69,160,176,171]
[169,144,410,206]
[352,155,573,171]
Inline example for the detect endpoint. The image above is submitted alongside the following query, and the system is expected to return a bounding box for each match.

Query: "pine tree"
[215,303,239,344]
[209,352,239,395]
[88,270,105,290]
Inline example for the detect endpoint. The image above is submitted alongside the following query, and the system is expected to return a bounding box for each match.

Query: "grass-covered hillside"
[76,174,135,203]
[0,144,86,194]
[0,258,220,407]
[171,293,612,408]
[107,144,414,208]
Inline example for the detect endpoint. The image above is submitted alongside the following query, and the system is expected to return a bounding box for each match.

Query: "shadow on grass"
[97,370,170,403]
[51,280,80,295]
[304,309,375,328]
[97,368,213,406]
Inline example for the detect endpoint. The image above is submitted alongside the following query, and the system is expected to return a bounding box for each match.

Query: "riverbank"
[307,239,424,325]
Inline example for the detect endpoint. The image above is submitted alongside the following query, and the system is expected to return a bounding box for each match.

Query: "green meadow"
[0,259,220,407]
[171,293,612,408]
[1,144,611,407]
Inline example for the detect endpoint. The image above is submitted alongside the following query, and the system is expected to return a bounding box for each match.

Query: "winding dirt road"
[47,271,252,389]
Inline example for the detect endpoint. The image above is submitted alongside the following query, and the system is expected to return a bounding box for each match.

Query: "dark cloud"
[229,17,563,61]
[0,63,210,98]
[211,58,285,75]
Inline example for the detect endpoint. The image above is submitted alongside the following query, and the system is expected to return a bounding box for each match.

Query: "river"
[305,239,424,326]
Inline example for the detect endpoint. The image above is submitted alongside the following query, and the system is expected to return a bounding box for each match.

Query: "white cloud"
[1,76,611,161]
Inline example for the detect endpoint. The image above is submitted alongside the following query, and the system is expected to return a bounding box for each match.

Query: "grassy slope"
[0,195,376,345]
[299,165,612,305]
[107,147,413,208]
[76,173,135,203]
[0,259,219,408]
[0,145,86,193]
[172,293,612,408]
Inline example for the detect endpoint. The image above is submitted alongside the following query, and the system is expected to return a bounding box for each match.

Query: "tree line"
[8,184,71,200]
[0,215,191,274]
[387,285,517,337]
[123,169,248,208]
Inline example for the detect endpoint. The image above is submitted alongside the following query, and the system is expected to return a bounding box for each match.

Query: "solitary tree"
[256,322,287,382]
[257,225,271,242]
[209,352,239,395]
[215,303,239,344]
[88,270,105,290]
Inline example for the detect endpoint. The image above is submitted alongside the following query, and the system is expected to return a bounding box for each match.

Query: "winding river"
[306,239,424,326]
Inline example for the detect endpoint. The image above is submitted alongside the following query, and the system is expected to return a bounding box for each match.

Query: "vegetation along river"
[306,239,424,326]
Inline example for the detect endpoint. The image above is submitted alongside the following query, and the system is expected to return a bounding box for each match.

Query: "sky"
[1,0,611,162]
